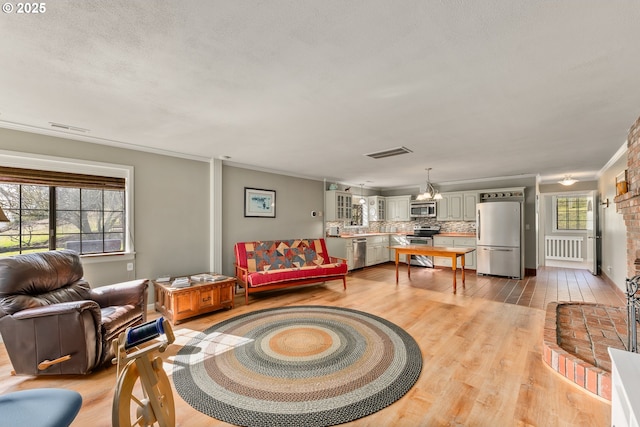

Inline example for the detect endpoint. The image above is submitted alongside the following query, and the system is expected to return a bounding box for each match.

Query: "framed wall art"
[244,187,276,218]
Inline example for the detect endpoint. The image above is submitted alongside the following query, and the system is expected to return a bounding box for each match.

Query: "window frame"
[552,194,589,233]
[0,149,134,259]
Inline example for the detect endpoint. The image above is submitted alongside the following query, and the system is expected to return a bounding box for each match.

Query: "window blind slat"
[0,166,125,190]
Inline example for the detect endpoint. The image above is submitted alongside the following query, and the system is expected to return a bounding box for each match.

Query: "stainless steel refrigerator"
[476,201,523,279]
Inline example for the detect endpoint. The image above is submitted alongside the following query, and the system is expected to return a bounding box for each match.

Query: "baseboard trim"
[600,271,625,300]
[525,268,537,277]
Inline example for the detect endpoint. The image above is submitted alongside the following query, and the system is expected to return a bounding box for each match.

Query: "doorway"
[539,190,598,273]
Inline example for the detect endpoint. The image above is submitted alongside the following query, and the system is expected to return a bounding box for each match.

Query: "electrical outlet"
[126,262,134,271]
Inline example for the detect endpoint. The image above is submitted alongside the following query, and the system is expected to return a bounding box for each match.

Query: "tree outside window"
[0,184,49,253]
[0,183,125,256]
[556,196,588,231]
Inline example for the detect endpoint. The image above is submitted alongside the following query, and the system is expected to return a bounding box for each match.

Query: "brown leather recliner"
[0,249,148,375]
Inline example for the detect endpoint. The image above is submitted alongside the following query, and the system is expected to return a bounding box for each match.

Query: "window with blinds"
[0,166,126,256]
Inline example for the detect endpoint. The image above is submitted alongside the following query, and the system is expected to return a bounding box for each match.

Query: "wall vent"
[365,146,413,159]
[49,122,89,133]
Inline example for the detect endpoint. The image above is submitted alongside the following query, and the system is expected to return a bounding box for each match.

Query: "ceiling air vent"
[365,146,413,159]
[49,122,89,133]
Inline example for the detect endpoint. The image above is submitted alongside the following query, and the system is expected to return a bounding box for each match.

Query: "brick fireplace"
[541,115,640,401]
[614,115,640,277]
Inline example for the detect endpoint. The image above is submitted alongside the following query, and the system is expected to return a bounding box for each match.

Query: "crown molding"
[0,120,212,163]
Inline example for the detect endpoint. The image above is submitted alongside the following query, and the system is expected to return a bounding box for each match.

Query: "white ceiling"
[0,1,638,189]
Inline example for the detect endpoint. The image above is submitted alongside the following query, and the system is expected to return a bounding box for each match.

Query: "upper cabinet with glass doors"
[325,191,352,221]
[367,196,385,221]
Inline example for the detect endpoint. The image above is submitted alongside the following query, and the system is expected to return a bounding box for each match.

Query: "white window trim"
[0,149,135,257]
[551,194,589,234]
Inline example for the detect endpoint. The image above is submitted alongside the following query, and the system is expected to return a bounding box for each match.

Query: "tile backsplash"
[326,220,476,235]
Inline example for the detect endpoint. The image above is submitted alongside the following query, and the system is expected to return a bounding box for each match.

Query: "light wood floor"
[397,263,625,310]
[0,265,615,426]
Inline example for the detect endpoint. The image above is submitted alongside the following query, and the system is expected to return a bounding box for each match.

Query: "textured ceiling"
[0,1,638,189]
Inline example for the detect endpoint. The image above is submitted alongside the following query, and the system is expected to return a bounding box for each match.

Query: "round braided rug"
[173,305,422,427]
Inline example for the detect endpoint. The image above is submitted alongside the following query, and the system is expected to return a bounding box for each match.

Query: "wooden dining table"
[389,245,476,293]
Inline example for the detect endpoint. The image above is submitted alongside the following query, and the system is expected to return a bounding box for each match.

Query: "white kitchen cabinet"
[389,234,408,263]
[437,192,476,222]
[436,197,448,220]
[433,236,477,269]
[366,240,375,267]
[437,193,461,221]
[325,191,353,221]
[433,236,453,247]
[454,237,477,269]
[463,192,478,221]
[386,196,411,221]
[376,244,389,264]
[346,243,354,270]
[449,194,464,220]
[367,196,385,221]
[366,235,389,266]
[433,236,454,266]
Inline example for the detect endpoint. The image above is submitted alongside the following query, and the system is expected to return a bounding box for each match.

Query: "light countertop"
[329,232,476,239]
[332,232,411,238]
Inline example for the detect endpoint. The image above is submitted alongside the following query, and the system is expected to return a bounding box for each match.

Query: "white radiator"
[545,236,584,261]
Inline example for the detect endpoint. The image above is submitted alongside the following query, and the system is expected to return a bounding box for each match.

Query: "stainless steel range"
[407,225,441,267]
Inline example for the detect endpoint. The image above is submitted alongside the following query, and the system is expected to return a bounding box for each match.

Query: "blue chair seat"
[0,388,82,427]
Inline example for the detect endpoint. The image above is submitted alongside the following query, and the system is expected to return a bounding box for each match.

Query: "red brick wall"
[615,115,640,277]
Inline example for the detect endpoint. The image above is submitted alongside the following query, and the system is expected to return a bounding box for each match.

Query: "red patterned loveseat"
[234,238,347,304]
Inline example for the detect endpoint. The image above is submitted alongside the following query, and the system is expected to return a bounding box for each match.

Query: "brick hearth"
[543,113,640,401]
[543,302,629,401]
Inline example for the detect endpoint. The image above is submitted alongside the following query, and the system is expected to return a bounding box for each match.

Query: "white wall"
[599,150,628,291]
[0,128,212,290]
[221,165,325,276]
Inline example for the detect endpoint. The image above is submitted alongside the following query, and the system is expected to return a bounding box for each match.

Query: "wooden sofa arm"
[330,256,347,265]
[234,264,249,284]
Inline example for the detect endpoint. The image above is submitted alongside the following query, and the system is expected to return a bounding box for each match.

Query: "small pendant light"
[416,168,441,200]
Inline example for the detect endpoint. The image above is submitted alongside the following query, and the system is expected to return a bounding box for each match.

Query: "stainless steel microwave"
[410,201,437,218]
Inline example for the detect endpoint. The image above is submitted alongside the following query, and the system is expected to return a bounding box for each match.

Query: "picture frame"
[244,187,276,218]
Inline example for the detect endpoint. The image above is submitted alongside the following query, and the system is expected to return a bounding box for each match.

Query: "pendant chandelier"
[416,168,442,200]
[358,184,366,204]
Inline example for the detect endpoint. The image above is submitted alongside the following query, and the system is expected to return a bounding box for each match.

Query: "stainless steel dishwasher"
[352,238,367,270]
